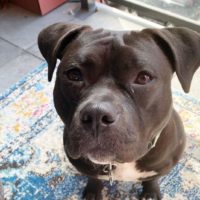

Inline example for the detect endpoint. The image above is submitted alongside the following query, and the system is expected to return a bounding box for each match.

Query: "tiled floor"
[0,2,199,99]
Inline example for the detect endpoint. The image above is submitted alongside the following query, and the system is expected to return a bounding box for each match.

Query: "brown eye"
[135,71,153,85]
[64,68,83,81]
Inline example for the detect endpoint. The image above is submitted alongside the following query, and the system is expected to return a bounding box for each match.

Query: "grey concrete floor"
[0,2,199,99]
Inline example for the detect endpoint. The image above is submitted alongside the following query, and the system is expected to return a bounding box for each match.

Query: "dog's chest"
[98,162,157,182]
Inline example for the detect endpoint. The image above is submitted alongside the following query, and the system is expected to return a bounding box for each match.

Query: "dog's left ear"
[38,23,91,82]
[143,27,200,93]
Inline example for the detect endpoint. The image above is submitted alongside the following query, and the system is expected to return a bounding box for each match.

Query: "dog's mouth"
[65,130,144,164]
[65,136,117,162]
[86,147,116,165]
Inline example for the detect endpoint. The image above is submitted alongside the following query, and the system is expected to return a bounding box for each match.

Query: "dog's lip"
[85,143,135,165]
[87,156,111,165]
[87,153,126,166]
[86,149,116,165]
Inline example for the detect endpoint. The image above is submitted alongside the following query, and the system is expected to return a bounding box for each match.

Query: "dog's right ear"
[38,23,91,81]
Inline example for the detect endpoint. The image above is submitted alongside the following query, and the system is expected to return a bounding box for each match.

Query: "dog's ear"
[38,23,91,81]
[143,27,200,93]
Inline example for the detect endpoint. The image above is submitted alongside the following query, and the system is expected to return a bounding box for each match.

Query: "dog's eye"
[135,71,153,85]
[64,68,83,82]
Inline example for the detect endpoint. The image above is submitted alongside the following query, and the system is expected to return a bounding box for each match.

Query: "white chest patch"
[98,162,157,182]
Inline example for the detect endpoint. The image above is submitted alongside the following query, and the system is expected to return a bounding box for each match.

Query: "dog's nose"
[80,103,117,130]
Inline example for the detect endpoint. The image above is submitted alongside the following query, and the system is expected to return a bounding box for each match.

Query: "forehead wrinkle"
[112,44,140,72]
[122,32,158,69]
[78,42,111,67]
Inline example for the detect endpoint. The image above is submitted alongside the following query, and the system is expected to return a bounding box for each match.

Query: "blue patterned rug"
[0,63,200,200]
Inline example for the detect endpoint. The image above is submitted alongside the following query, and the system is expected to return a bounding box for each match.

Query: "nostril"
[80,103,117,128]
[101,115,115,125]
[81,114,93,124]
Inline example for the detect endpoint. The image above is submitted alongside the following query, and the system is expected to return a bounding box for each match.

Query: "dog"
[38,23,200,200]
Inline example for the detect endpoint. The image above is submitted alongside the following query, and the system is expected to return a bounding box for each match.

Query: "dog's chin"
[87,153,115,165]
[86,147,117,165]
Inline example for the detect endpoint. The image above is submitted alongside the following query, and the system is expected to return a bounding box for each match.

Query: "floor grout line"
[0,37,44,62]
[0,36,25,50]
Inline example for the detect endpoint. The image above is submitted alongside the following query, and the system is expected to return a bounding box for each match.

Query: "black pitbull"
[38,23,200,199]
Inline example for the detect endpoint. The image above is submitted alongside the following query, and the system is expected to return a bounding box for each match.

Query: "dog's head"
[38,23,200,164]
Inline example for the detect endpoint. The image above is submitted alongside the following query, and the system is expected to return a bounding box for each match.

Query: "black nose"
[80,103,117,131]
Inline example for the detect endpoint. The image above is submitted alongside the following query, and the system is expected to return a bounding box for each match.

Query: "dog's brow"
[79,55,96,67]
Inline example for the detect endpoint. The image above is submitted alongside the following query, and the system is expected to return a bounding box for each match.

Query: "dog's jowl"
[38,23,200,200]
